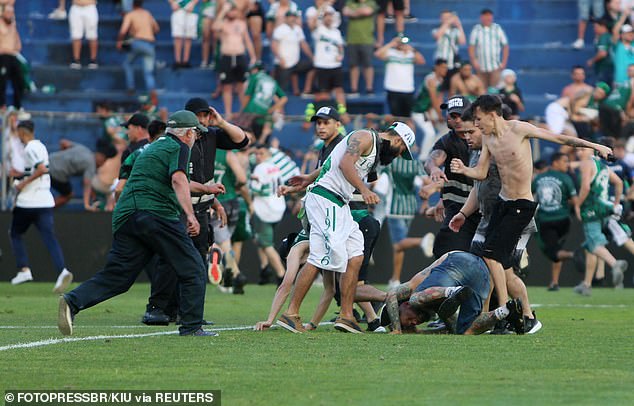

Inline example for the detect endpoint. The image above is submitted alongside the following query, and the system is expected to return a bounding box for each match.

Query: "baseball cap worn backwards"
[389,121,415,160]
[167,110,208,133]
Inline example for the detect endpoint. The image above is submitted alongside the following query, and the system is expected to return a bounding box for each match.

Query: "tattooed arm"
[385,283,413,333]
[424,148,448,182]
[522,121,613,158]
[339,131,379,204]
[464,311,498,335]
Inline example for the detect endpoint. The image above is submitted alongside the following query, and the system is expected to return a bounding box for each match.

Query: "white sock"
[444,286,461,297]
[61,268,71,276]
[494,305,510,320]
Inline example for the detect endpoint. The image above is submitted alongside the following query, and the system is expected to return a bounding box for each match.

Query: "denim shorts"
[388,217,412,243]
[582,220,608,253]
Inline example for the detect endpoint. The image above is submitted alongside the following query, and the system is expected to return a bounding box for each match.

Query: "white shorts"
[545,102,569,135]
[304,192,364,273]
[171,9,199,39]
[69,4,99,40]
[605,217,631,246]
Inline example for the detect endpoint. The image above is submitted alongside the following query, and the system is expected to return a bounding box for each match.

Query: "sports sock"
[444,286,461,297]
[494,306,510,320]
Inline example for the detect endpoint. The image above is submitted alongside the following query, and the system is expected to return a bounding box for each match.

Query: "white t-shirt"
[16,140,55,208]
[545,101,569,135]
[316,130,377,202]
[272,23,305,67]
[312,25,344,69]
[250,160,286,223]
[305,6,341,29]
[384,48,415,93]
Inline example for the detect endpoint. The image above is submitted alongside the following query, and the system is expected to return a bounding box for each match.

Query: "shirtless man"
[449,61,485,101]
[276,121,415,334]
[561,65,593,100]
[450,95,612,310]
[214,3,256,117]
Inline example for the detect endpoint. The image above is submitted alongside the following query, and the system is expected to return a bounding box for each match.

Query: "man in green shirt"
[532,152,578,291]
[242,62,288,143]
[343,0,377,96]
[58,110,218,337]
[587,19,614,85]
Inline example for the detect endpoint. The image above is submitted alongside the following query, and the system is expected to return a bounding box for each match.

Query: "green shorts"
[231,204,252,243]
[582,220,608,253]
[253,216,275,248]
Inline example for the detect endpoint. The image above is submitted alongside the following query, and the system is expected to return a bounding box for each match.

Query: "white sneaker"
[11,269,33,285]
[53,269,74,293]
[48,8,67,20]
[387,279,400,290]
[572,39,584,49]
[420,232,435,258]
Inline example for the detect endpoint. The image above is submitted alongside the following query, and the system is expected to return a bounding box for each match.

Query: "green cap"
[167,110,208,133]
[596,81,611,95]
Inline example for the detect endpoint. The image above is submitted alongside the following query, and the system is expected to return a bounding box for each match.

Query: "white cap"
[622,24,633,33]
[389,122,415,160]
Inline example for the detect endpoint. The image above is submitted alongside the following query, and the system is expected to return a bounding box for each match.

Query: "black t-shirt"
[432,130,480,230]
[121,139,150,163]
[190,126,249,209]
[499,87,523,116]
[316,134,343,169]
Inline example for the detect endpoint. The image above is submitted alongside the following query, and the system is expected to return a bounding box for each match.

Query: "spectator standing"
[2,108,26,181]
[612,16,634,86]
[242,62,288,143]
[449,61,485,100]
[497,69,524,119]
[48,140,97,210]
[265,0,300,38]
[306,0,342,31]
[468,8,509,89]
[605,0,625,33]
[117,0,159,93]
[573,0,605,49]
[412,58,448,160]
[199,0,217,68]
[312,8,347,110]
[214,2,256,117]
[587,18,615,85]
[532,152,577,291]
[343,0,377,96]
[433,10,466,70]
[246,1,265,60]
[68,0,99,69]
[10,120,73,294]
[249,144,287,284]
[271,10,313,95]
[376,0,404,47]
[375,36,425,122]
[561,65,593,99]
[48,0,67,20]
[0,5,23,110]
[169,0,199,68]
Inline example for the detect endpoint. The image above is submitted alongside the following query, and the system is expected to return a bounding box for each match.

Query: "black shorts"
[537,218,571,262]
[358,214,381,282]
[482,197,538,269]
[246,1,264,19]
[378,0,405,13]
[218,54,248,84]
[50,177,73,197]
[387,91,414,118]
[347,44,374,68]
[316,67,343,92]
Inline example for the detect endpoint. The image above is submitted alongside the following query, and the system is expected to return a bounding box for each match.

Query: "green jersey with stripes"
[433,26,461,69]
[214,149,237,202]
[580,156,613,222]
[469,23,508,72]
[315,130,377,202]
[412,72,441,113]
[384,48,415,93]
[385,156,424,218]
[270,147,300,185]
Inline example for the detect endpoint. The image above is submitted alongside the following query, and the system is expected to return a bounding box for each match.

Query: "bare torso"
[221,19,247,55]
[484,120,534,200]
[127,10,157,41]
[73,0,97,6]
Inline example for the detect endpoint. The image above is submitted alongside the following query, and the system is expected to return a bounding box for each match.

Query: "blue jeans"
[123,39,156,91]
[415,251,490,334]
[10,207,66,273]
[64,211,207,335]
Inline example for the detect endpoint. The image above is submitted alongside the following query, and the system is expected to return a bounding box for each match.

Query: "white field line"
[531,303,629,308]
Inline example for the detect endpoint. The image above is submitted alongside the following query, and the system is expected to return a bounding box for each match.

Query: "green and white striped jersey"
[469,23,508,72]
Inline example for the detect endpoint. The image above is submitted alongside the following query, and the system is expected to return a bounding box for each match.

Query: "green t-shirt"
[595,32,614,75]
[214,149,238,202]
[412,72,440,113]
[532,170,577,223]
[605,82,631,110]
[578,157,613,222]
[244,72,286,118]
[345,0,377,45]
[112,135,190,233]
[118,144,150,180]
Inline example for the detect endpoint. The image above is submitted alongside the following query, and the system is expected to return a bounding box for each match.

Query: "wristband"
[459,210,467,218]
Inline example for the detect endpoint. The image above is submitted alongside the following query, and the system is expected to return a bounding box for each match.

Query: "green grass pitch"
[1,282,633,405]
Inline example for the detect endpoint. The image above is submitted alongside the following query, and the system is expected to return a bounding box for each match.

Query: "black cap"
[17,120,35,132]
[185,97,212,114]
[123,113,149,129]
[310,106,341,122]
[441,96,471,115]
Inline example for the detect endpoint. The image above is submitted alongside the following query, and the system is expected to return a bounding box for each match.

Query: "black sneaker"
[523,311,542,334]
[505,299,525,335]
[258,266,272,285]
[180,328,219,336]
[437,286,473,322]
[141,307,170,326]
[176,318,214,326]
[232,273,247,295]
[366,318,387,332]
[222,269,233,288]
[490,320,512,335]
[547,283,559,291]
